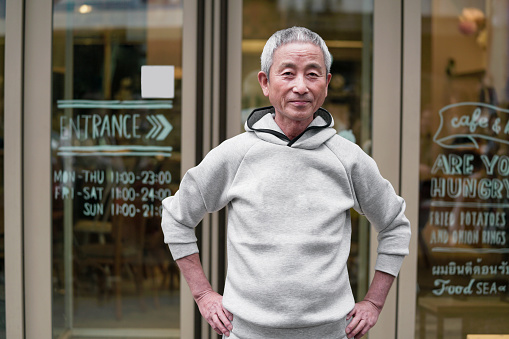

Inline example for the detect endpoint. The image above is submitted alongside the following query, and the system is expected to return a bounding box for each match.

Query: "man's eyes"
[281,71,320,77]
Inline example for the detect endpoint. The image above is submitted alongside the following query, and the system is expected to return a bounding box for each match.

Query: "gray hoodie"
[161,106,411,338]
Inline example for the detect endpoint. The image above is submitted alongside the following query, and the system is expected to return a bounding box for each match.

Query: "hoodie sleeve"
[326,136,411,277]
[349,148,411,277]
[161,134,255,260]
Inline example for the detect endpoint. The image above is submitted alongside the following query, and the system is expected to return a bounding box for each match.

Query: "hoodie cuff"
[374,253,406,277]
[168,242,199,261]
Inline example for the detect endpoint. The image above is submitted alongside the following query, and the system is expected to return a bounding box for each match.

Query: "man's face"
[258,42,332,124]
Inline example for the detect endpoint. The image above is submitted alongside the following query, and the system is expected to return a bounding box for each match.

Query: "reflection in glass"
[242,0,373,301]
[418,1,509,337]
[51,1,182,337]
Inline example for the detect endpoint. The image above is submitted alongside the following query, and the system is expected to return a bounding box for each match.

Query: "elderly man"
[161,27,411,339]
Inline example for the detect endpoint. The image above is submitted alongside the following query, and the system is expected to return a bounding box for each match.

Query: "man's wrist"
[362,298,383,313]
[193,287,214,301]
[175,253,215,301]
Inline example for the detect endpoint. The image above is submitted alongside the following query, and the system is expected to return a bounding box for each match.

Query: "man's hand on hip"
[345,270,395,338]
[175,253,234,337]
[345,300,380,339]
[195,290,233,337]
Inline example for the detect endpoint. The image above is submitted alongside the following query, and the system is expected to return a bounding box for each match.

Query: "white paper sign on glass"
[141,65,175,98]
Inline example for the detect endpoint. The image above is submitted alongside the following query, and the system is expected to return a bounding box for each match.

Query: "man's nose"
[292,75,308,94]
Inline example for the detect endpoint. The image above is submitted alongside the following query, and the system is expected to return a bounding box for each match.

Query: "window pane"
[51,1,182,337]
[418,1,509,337]
[242,0,373,301]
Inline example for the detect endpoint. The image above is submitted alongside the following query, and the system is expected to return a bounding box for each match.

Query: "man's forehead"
[273,43,325,69]
[274,41,321,54]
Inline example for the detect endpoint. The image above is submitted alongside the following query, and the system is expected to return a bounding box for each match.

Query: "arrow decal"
[156,114,173,140]
[146,115,159,139]
[146,115,173,140]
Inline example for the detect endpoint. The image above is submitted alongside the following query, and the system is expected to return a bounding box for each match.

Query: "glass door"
[417,0,509,337]
[51,1,184,337]
[238,2,407,339]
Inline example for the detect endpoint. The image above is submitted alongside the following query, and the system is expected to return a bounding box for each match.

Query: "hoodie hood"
[245,106,337,150]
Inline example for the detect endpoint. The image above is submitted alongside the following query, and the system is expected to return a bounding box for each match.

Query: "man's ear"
[257,71,270,97]
[325,73,332,97]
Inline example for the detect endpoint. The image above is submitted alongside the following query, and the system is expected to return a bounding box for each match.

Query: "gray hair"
[261,26,332,77]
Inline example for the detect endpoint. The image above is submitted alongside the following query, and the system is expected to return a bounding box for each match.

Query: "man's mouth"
[289,100,310,105]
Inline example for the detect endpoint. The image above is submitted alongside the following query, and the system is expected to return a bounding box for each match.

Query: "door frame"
[4,0,27,337]
[398,0,420,338]
[22,0,53,337]
[371,1,420,338]
[370,0,402,337]
[221,1,420,338]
